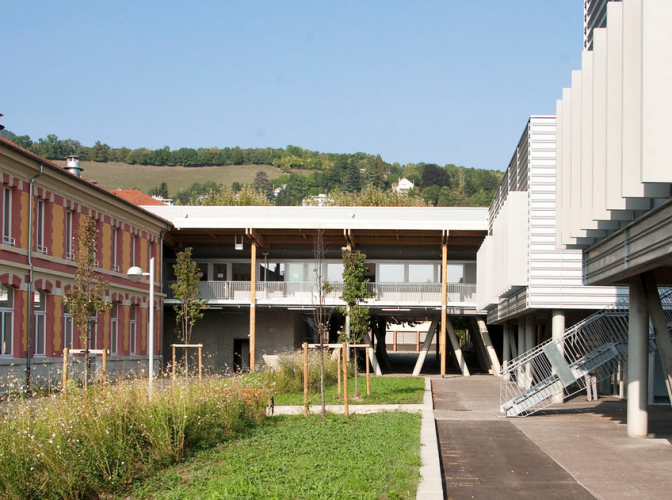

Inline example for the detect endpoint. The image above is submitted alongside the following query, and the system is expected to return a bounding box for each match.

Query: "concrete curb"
[416,378,444,500]
[272,378,444,500]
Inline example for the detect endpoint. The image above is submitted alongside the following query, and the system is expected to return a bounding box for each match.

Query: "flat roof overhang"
[584,197,672,286]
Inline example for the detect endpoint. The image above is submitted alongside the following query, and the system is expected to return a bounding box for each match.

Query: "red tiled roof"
[110,189,167,206]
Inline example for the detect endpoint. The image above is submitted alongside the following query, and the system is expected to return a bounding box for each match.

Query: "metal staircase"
[500,288,672,417]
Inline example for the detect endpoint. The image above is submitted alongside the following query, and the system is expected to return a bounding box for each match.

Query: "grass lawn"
[273,376,425,406]
[125,412,421,500]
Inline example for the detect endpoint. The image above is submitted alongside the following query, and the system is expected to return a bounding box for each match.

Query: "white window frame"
[0,285,13,356]
[131,235,137,268]
[65,210,74,260]
[129,305,137,355]
[3,187,13,246]
[110,303,118,355]
[36,199,47,254]
[112,228,119,271]
[63,311,74,350]
[34,291,46,356]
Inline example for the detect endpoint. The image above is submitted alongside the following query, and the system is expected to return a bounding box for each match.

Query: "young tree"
[148,182,170,199]
[312,230,333,419]
[63,215,111,389]
[171,247,207,373]
[339,249,375,396]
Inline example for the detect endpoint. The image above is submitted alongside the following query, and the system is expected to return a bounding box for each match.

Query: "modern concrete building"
[556,0,672,437]
[0,137,171,391]
[584,0,621,51]
[141,205,500,377]
[477,116,625,374]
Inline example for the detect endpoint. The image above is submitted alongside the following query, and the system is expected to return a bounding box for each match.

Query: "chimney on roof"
[65,155,83,177]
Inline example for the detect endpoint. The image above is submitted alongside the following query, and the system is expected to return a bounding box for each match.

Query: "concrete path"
[432,375,672,500]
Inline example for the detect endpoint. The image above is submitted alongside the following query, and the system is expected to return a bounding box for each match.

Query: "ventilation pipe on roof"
[65,155,83,177]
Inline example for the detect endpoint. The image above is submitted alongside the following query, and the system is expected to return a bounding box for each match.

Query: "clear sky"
[3,0,583,171]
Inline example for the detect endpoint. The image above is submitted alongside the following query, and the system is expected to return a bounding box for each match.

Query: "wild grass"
[0,377,267,500]
[125,412,422,500]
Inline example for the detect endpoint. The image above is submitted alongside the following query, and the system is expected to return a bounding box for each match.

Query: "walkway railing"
[164,281,476,304]
[500,287,672,417]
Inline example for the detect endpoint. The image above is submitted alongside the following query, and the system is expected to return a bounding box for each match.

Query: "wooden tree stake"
[342,341,349,417]
[303,342,309,417]
[366,346,370,395]
[62,348,69,393]
[337,347,341,397]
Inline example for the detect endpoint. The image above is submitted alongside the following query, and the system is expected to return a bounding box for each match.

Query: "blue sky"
[3,0,582,170]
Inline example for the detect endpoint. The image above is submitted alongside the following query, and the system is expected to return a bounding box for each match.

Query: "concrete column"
[525,315,535,389]
[517,319,525,388]
[551,309,566,404]
[502,322,511,369]
[628,279,649,438]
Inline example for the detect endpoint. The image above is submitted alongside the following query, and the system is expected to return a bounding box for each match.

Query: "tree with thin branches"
[339,249,375,396]
[312,230,333,419]
[171,247,207,373]
[63,215,111,389]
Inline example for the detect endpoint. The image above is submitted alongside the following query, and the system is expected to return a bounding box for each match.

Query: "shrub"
[0,377,266,500]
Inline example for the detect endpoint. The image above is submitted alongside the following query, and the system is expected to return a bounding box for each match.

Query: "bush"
[0,377,267,500]
[253,349,353,395]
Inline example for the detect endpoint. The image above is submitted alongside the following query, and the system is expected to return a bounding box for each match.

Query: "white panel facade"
[479,116,624,323]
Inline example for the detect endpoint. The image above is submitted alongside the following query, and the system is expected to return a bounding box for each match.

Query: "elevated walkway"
[500,288,672,417]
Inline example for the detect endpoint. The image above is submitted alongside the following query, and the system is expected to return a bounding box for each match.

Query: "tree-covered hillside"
[0,129,503,207]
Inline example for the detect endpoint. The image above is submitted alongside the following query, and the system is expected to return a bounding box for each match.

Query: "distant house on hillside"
[393,178,414,194]
[302,193,330,206]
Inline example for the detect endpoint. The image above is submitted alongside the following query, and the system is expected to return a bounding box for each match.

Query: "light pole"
[127,257,155,400]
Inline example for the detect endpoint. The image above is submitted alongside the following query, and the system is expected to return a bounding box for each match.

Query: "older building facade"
[0,137,171,390]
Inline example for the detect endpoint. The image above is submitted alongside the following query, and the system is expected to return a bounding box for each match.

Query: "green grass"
[52,160,311,194]
[273,376,425,406]
[125,412,421,500]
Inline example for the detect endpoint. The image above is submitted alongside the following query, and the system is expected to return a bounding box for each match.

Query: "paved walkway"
[432,375,672,500]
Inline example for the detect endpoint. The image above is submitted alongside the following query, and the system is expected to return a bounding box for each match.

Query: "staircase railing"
[500,287,672,417]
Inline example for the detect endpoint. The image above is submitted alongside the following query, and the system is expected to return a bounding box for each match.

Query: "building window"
[63,308,73,350]
[130,305,137,355]
[110,303,118,355]
[0,285,13,356]
[112,228,119,271]
[3,187,13,246]
[378,264,405,283]
[131,235,137,268]
[34,291,46,356]
[409,264,435,283]
[65,210,74,259]
[36,199,47,254]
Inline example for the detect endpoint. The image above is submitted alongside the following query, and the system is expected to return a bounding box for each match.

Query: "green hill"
[52,161,295,195]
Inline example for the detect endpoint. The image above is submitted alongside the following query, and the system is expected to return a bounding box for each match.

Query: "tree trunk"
[320,329,326,419]
[373,317,393,371]
[83,323,90,390]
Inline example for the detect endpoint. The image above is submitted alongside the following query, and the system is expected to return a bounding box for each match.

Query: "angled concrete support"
[447,317,470,377]
[509,326,518,358]
[412,317,439,376]
[475,317,501,376]
[525,315,536,389]
[641,271,672,405]
[517,319,526,388]
[362,331,383,376]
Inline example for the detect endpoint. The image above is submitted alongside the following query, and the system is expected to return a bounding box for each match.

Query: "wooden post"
[102,349,107,381]
[366,347,370,395]
[441,239,448,377]
[249,242,257,372]
[172,345,176,379]
[303,342,308,417]
[337,347,341,397]
[393,330,397,352]
[62,348,68,392]
[416,331,420,352]
[198,345,203,381]
[342,341,349,417]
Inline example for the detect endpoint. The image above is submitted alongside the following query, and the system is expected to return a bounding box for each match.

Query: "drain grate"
[445,477,481,486]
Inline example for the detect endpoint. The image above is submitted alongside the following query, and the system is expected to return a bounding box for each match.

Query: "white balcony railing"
[164,281,476,305]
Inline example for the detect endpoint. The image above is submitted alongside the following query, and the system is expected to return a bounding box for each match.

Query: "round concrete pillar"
[628,280,649,438]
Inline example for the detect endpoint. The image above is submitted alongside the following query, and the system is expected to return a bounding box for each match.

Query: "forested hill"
[0,129,503,207]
